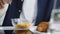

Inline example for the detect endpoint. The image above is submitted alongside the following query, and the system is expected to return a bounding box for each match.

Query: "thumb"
[7,0,12,5]
[0,1,4,9]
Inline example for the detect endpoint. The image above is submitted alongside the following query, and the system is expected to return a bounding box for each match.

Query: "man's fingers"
[0,2,4,8]
[0,2,4,9]
[1,0,5,4]
[0,0,5,4]
[0,0,12,9]
[7,0,12,4]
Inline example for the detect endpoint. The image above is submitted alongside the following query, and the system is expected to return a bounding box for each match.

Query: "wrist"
[36,22,49,32]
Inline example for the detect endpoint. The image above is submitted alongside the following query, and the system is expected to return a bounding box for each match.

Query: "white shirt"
[0,0,37,25]
[0,4,9,25]
[20,0,37,24]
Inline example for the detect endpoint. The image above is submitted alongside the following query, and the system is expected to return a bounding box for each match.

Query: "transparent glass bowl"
[11,18,33,30]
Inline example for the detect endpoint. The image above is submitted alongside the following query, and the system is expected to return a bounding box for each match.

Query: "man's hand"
[0,0,12,9]
[36,22,49,32]
[0,0,5,9]
[6,0,12,4]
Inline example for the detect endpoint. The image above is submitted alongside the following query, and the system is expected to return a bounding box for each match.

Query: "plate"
[29,26,48,34]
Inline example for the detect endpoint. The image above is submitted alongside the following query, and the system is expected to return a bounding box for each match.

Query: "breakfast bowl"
[11,18,34,30]
[11,18,34,34]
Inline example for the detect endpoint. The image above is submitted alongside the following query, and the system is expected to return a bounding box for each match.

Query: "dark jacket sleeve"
[2,0,23,26]
[35,0,54,26]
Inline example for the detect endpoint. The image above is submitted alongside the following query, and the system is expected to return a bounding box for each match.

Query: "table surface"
[0,26,14,30]
[0,19,60,34]
[0,26,51,34]
[0,26,60,34]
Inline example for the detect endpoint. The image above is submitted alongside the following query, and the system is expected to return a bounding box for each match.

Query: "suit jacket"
[35,0,54,26]
[56,0,60,9]
[2,0,23,26]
